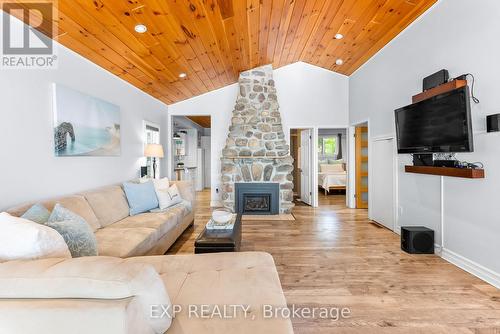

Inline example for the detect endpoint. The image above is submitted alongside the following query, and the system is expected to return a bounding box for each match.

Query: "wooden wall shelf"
[405,165,484,179]
[412,79,467,103]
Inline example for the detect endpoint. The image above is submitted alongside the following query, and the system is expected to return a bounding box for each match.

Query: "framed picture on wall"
[52,84,121,156]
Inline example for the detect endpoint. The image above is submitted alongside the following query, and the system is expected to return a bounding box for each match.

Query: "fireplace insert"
[235,183,279,215]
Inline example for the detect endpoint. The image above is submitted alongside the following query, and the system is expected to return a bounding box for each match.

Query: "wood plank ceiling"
[6,0,436,104]
[186,116,211,128]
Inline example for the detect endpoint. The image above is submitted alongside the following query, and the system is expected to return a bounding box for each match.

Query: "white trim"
[441,248,500,289]
[316,126,350,208]
[288,126,316,207]
[347,126,356,208]
[440,176,445,250]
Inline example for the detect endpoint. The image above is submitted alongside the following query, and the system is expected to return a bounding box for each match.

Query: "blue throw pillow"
[123,181,159,216]
[21,203,50,224]
[48,203,98,257]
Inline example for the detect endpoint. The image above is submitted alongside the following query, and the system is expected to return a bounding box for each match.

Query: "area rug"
[241,214,296,221]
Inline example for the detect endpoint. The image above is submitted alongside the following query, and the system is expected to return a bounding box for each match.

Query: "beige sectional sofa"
[6,180,195,257]
[0,252,294,334]
[0,180,294,333]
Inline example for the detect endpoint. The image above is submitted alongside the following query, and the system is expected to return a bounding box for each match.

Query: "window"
[318,136,337,156]
[144,121,160,177]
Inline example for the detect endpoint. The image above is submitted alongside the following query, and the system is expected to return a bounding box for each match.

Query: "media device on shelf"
[412,154,433,166]
[423,69,449,91]
[395,86,473,154]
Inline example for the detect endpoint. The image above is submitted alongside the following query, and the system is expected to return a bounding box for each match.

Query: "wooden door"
[355,126,369,208]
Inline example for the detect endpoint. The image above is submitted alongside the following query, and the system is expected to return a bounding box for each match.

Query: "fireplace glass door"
[243,194,271,213]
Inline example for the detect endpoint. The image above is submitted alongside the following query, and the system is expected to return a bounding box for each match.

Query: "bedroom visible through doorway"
[317,128,348,206]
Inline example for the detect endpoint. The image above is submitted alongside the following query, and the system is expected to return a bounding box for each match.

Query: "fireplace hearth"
[235,183,279,215]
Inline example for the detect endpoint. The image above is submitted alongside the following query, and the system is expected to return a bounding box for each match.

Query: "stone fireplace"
[220,65,294,214]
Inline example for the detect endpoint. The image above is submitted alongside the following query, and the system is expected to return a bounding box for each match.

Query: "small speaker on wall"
[487,114,500,132]
[401,226,434,254]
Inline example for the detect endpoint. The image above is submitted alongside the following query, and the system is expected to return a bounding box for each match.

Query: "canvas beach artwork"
[53,84,121,156]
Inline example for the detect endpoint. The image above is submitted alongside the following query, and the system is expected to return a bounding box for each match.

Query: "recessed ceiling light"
[134,24,147,33]
[179,72,187,78]
[334,33,344,40]
[335,59,344,66]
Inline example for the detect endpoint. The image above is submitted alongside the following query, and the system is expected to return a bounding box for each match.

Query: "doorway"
[289,128,313,206]
[171,116,211,193]
[317,128,348,207]
[355,124,369,209]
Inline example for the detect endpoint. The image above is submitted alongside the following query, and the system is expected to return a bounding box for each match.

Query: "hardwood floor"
[168,189,500,333]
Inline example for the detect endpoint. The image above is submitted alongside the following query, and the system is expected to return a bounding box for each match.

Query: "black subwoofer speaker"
[401,226,434,254]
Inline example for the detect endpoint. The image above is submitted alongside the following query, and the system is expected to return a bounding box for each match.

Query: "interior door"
[300,129,312,205]
[355,126,369,208]
[371,138,395,230]
[201,136,211,188]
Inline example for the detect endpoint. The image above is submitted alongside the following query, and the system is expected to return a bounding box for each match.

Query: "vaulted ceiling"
[7,0,436,104]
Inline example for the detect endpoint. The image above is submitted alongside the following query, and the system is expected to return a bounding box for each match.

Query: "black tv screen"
[395,86,473,153]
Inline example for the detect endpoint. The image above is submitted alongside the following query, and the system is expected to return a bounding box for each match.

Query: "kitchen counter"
[174,166,197,170]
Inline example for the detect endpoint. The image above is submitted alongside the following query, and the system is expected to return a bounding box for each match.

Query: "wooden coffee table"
[194,214,242,254]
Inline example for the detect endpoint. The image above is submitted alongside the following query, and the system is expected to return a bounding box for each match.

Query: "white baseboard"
[440,247,500,289]
[394,225,401,235]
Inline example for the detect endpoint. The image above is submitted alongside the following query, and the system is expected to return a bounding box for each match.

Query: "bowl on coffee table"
[211,209,233,224]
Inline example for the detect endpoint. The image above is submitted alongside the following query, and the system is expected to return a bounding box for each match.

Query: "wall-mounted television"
[395,86,473,153]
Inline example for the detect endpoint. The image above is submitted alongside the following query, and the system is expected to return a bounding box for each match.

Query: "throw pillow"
[123,180,159,215]
[48,204,98,257]
[320,163,344,173]
[0,212,71,260]
[153,177,170,191]
[167,184,183,206]
[156,184,183,210]
[21,203,50,224]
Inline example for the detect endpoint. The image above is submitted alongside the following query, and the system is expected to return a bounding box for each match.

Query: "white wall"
[349,0,500,285]
[0,17,168,210]
[167,62,349,204]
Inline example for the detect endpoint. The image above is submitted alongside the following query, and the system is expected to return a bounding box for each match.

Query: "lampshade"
[144,144,164,158]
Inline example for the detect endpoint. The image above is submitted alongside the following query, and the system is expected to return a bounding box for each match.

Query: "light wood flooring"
[168,190,500,333]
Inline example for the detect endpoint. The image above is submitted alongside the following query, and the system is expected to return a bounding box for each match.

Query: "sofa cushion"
[95,227,158,258]
[106,210,179,238]
[47,204,98,257]
[126,252,294,334]
[122,181,159,216]
[0,212,71,261]
[7,195,101,232]
[0,256,172,334]
[82,186,130,227]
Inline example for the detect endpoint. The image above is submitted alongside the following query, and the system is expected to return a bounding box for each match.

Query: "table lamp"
[144,144,164,179]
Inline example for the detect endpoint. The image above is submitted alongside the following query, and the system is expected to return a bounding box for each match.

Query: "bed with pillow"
[318,162,347,195]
